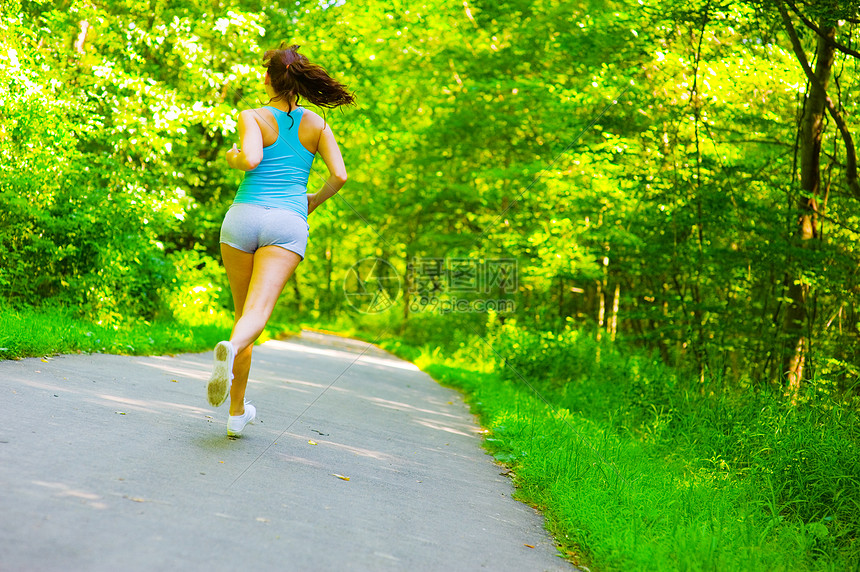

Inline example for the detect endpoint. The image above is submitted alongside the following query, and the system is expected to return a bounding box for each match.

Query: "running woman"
[207,43,354,436]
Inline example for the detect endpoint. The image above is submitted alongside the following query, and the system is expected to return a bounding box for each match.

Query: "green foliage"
[160,248,231,326]
[0,0,276,321]
[4,0,860,391]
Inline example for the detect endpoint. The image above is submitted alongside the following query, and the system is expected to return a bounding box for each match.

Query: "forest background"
[2,0,859,570]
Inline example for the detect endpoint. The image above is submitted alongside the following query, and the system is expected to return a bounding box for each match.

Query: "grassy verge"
[426,363,858,571]
[0,305,301,360]
[340,321,860,572]
[0,306,229,359]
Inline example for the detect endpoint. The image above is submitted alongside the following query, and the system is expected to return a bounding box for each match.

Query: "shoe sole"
[207,343,232,407]
[227,423,250,437]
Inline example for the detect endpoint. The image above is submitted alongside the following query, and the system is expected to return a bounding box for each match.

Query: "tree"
[774,0,860,393]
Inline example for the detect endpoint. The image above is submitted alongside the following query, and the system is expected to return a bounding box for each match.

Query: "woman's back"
[233,106,315,218]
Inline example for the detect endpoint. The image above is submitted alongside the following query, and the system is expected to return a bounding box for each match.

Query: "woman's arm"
[307,124,347,215]
[225,110,265,171]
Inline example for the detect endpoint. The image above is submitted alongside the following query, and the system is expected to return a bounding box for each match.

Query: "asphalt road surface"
[0,330,576,571]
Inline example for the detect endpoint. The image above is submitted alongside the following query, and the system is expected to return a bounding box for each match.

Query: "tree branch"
[785,0,860,59]
[779,3,860,199]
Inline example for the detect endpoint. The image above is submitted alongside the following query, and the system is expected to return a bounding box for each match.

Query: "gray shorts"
[220,203,309,259]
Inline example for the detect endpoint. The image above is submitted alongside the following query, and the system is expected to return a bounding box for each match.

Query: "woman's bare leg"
[221,244,254,414]
[221,243,302,416]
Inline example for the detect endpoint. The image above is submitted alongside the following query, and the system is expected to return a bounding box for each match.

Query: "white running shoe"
[207,341,235,407]
[227,402,256,437]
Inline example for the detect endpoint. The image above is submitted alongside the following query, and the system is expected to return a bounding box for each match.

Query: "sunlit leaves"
[2,0,859,382]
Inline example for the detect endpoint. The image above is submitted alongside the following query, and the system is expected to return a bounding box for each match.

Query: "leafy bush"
[160,249,231,326]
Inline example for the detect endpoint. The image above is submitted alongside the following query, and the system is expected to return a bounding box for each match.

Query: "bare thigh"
[243,246,301,315]
[221,243,302,350]
[221,244,255,319]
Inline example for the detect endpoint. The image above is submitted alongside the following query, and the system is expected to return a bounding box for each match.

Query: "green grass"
[0,305,234,359]
[426,363,858,571]
[0,304,307,361]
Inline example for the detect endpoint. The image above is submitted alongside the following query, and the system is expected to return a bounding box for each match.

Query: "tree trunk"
[401,250,413,332]
[73,20,89,53]
[323,239,333,318]
[609,282,620,342]
[782,20,837,394]
[291,270,302,313]
[596,254,609,341]
[596,279,605,342]
[557,276,564,323]
[324,240,333,295]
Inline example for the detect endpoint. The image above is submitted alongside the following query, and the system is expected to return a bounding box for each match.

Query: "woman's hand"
[307,192,320,215]
[225,143,241,169]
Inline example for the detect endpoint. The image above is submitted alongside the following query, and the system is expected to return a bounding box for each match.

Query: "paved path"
[0,330,575,571]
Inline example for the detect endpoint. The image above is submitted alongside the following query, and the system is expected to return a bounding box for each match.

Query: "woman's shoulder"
[299,107,327,129]
[238,107,275,122]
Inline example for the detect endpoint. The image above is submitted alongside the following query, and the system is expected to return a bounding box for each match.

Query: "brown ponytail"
[263,43,355,109]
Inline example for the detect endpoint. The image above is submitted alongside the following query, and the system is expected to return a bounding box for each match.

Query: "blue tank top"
[233,106,315,218]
